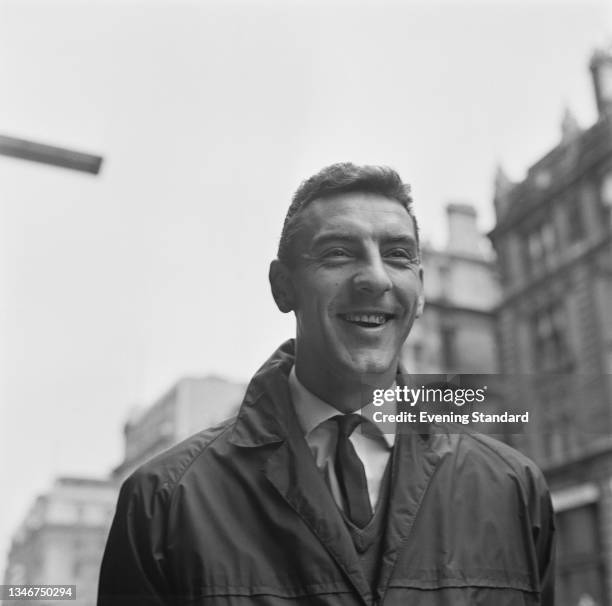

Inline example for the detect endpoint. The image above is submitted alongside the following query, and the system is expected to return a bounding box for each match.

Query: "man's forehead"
[300,192,417,239]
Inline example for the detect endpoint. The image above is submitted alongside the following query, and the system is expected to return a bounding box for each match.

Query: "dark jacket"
[98,341,555,606]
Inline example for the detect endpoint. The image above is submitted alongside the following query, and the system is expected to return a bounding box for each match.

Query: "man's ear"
[416,267,425,318]
[269,260,296,313]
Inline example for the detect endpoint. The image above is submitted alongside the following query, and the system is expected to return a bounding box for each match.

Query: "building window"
[73,560,82,578]
[567,199,586,244]
[412,342,424,365]
[542,411,571,463]
[556,504,605,606]
[498,245,511,287]
[440,326,456,371]
[524,221,557,276]
[433,263,450,301]
[532,303,571,371]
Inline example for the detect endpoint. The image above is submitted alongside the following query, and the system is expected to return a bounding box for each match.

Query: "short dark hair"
[277,162,420,268]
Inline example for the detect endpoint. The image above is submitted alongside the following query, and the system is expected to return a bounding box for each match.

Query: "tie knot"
[333,413,363,437]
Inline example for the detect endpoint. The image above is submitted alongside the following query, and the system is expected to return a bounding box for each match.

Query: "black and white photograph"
[1,0,612,604]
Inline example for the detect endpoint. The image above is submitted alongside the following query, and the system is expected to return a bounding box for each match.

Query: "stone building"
[403,202,500,374]
[488,46,612,606]
[112,376,245,483]
[1,478,116,606]
[2,376,246,606]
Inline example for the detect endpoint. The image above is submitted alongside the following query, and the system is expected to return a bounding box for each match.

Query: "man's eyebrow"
[310,231,359,248]
[381,234,418,246]
[310,232,418,248]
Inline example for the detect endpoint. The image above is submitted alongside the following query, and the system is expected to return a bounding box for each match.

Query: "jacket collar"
[227,339,441,604]
[228,339,296,447]
[228,339,432,447]
[229,340,373,604]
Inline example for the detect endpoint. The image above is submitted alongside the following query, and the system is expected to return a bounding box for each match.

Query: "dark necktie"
[333,414,373,528]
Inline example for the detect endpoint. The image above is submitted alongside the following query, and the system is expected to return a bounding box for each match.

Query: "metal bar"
[0,135,103,175]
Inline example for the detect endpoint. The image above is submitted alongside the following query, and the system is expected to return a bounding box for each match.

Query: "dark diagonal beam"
[0,135,103,175]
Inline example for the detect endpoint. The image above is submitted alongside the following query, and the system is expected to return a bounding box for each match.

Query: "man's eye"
[385,249,419,262]
[324,248,351,259]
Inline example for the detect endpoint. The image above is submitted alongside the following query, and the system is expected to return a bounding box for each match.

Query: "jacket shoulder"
[120,416,236,501]
[453,431,549,494]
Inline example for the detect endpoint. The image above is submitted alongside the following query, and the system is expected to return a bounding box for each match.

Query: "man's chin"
[337,349,397,379]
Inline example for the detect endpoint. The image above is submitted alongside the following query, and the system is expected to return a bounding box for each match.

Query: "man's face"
[289,192,424,380]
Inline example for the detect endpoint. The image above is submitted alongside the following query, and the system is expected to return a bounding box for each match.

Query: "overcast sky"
[1,0,609,576]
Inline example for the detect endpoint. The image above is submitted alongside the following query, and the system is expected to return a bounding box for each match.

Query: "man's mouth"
[338,312,395,328]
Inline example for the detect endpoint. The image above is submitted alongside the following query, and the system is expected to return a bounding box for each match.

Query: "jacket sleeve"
[98,471,173,606]
[533,473,556,606]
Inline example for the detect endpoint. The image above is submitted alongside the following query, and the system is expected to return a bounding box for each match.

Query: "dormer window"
[567,198,586,244]
[524,221,557,276]
[532,302,571,371]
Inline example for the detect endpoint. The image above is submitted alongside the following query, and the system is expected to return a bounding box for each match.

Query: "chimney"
[560,107,581,142]
[446,203,480,256]
[493,164,513,219]
[590,44,612,118]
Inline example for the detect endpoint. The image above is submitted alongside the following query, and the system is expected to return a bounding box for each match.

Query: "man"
[98,163,555,605]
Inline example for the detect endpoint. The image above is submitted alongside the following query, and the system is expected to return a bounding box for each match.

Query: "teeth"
[343,313,387,325]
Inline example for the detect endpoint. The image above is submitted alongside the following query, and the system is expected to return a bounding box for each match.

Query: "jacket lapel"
[264,432,372,605]
[376,428,446,601]
[228,340,371,604]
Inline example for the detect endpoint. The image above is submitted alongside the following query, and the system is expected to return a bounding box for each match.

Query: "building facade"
[403,202,500,374]
[488,46,612,606]
[2,376,246,605]
[1,478,116,606]
[112,376,245,483]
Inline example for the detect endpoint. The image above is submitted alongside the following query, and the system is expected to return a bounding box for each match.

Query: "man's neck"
[294,361,397,413]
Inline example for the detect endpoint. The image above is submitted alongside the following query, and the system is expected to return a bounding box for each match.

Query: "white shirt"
[288,367,395,511]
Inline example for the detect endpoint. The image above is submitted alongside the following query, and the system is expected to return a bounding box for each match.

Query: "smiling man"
[270,185,424,412]
[98,163,555,606]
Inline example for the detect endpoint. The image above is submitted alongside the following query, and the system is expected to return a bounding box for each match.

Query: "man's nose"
[352,254,393,295]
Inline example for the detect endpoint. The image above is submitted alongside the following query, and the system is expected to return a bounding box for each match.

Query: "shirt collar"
[288,366,396,447]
